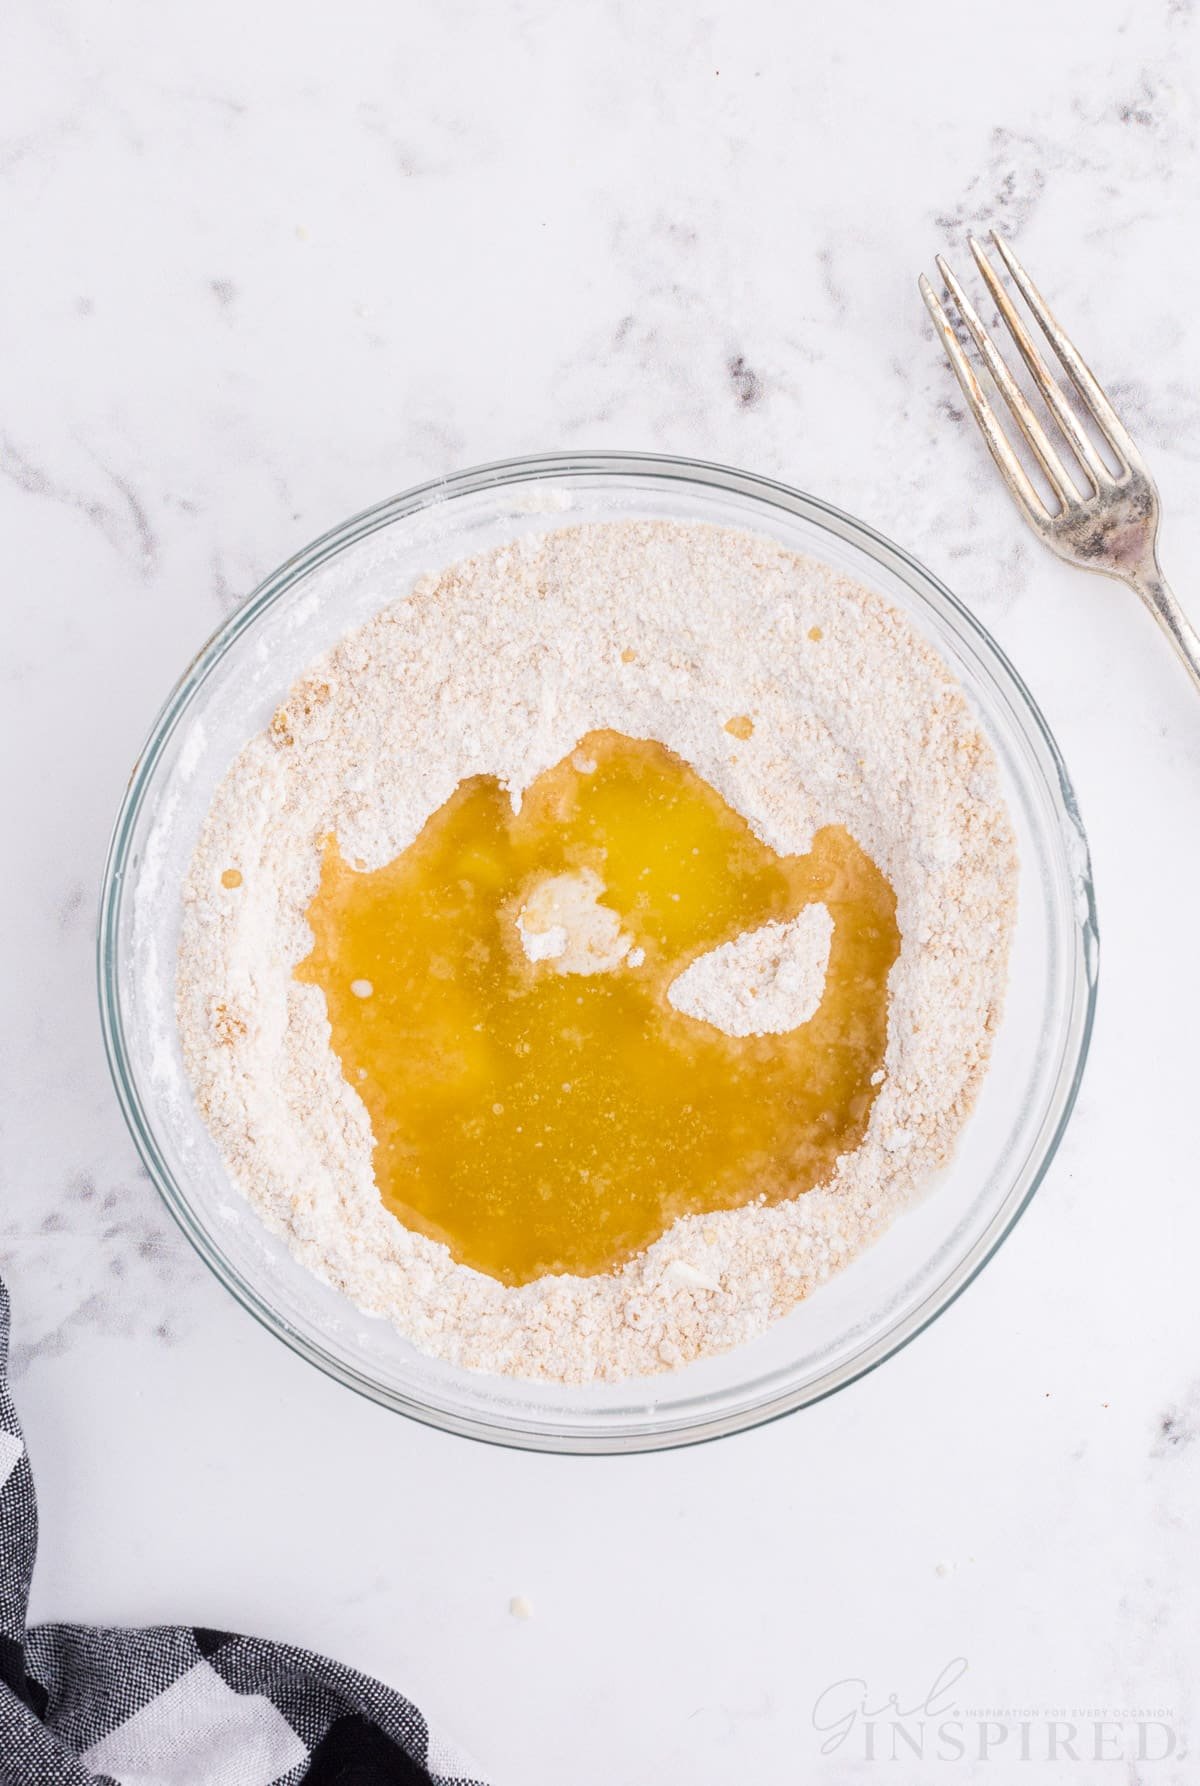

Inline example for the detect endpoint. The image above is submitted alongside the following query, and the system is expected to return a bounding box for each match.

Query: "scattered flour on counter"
[176,520,1017,1385]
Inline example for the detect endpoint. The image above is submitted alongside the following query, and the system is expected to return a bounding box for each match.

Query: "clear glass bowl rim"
[97,450,1099,1453]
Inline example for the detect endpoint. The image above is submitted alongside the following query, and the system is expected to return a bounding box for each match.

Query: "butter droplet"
[221,868,243,889]
[724,713,754,740]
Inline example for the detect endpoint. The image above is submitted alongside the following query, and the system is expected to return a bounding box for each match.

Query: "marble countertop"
[4,1,1199,1780]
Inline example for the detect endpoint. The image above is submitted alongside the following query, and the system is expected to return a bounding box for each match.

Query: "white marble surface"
[4,2,1200,1780]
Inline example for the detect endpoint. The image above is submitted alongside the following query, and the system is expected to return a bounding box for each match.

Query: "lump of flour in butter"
[667,904,834,1037]
[515,868,634,974]
[514,869,835,1035]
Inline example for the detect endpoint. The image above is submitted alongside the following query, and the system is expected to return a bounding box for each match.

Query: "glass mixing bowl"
[98,453,1097,1453]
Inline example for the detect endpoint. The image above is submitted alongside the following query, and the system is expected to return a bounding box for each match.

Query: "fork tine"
[918,274,1048,527]
[968,236,1110,488]
[935,253,1079,508]
[988,230,1140,469]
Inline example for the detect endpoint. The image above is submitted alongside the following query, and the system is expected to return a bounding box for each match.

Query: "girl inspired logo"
[811,1659,1182,1766]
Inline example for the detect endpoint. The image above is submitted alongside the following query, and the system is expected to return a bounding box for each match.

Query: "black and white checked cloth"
[0,1276,489,1785]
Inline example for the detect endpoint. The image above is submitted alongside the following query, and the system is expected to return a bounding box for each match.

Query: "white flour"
[667,905,834,1036]
[177,521,1016,1384]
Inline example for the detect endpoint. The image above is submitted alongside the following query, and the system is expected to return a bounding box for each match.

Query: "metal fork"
[920,232,1200,695]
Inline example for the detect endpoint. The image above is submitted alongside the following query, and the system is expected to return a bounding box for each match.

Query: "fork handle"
[1125,561,1200,697]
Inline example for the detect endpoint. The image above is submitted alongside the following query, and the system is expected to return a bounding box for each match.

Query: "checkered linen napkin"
[0,1277,488,1785]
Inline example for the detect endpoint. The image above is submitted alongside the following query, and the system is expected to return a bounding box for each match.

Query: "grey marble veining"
[2,1,1199,1780]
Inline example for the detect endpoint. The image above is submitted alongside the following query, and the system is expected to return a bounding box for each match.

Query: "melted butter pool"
[296,729,899,1284]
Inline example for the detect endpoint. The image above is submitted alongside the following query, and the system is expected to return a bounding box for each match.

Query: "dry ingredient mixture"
[177,520,1016,1383]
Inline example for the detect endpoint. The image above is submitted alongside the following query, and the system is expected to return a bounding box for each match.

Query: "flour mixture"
[177,521,1016,1383]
